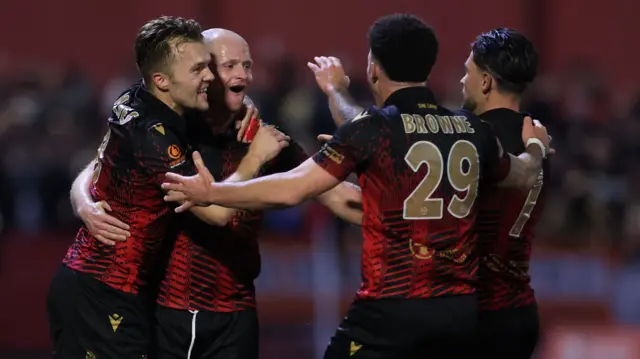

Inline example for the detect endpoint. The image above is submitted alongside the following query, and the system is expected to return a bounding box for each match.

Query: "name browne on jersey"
[401,114,475,135]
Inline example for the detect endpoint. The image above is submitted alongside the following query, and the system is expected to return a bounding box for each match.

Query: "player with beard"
[160,14,551,358]
[70,28,363,359]
[47,16,215,359]
[460,28,545,358]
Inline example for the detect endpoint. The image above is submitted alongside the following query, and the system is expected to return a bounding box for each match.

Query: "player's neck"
[214,113,237,133]
[480,94,520,114]
[150,88,185,116]
[378,82,426,107]
[204,104,236,133]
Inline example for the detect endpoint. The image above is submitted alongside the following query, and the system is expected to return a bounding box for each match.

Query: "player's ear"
[370,62,380,84]
[481,72,492,95]
[152,72,171,92]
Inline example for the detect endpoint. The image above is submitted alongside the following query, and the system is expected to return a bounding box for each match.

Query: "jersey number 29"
[403,140,479,220]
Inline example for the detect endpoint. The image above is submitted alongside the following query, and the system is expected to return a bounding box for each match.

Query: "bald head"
[202,28,247,46]
[201,28,253,112]
[200,28,251,66]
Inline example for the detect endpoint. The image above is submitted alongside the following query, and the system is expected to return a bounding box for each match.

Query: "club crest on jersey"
[409,239,435,259]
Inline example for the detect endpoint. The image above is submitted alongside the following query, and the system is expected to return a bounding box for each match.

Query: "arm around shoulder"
[499,143,545,190]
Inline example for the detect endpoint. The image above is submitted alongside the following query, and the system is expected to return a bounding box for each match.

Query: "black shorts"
[323,294,477,359]
[477,303,540,359]
[153,306,259,359]
[47,264,151,359]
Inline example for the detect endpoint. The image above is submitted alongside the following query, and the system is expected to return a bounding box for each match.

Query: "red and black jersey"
[156,126,309,312]
[63,82,195,295]
[476,108,549,310]
[312,87,511,300]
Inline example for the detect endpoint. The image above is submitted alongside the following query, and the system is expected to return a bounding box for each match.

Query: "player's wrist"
[242,151,267,170]
[326,85,349,97]
[193,182,218,207]
[525,138,546,158]
[76,202,93,219]
[524,142,544,163]
[206,183,218,204]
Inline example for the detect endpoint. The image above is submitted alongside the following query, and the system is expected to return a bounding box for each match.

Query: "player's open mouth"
[197,87,208,100]
[229,85,246,94]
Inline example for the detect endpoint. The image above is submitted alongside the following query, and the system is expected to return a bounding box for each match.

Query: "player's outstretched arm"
[316,182,363,225]
[170,152,258,226]
[312,133,363,225]
[163,157,342,211]
[163,110,372,212]
[241,124,364,224]
[69,159,131,245]
[182,124,289,225]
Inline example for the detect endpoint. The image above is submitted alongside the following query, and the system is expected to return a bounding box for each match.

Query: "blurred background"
[1,0,639,358]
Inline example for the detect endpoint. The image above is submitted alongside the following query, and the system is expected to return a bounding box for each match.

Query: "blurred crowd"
[1,54,640,259]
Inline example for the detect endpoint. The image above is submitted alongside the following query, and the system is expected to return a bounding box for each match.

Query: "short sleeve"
[312,109,377,181]
[131,122,195,186]
[479,121,511,183]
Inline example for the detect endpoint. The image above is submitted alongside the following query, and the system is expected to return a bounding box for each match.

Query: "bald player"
[71,28,363,359]
[200,29,253,130]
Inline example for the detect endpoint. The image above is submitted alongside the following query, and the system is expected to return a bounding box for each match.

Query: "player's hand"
[521,116,554,156]
[307,56,351,94]
[317,134,333,142]
[236,101,259,143]
[163,151,216,213]
[166,190,194,206]
[248,123,290,164]
[78,201,131,246]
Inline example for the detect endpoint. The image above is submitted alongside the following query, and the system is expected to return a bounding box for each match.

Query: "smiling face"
[205,33,253,113]
[165,41,214,112]
[149,39,214,113]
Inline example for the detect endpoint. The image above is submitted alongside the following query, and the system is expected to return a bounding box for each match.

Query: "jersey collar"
[479,108,527,127]
[136,82,187,135]
[383,86,437,108]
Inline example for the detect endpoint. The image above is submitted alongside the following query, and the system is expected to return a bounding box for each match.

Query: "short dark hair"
[471,28,538,94]
[368,14,438,83]
[134,16,204,82]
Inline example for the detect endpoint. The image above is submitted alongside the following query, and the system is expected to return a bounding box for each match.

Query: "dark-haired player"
[69,28,363,359]
[461,28,545,358]
[46,16,216,359]
[161,14,551,358]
